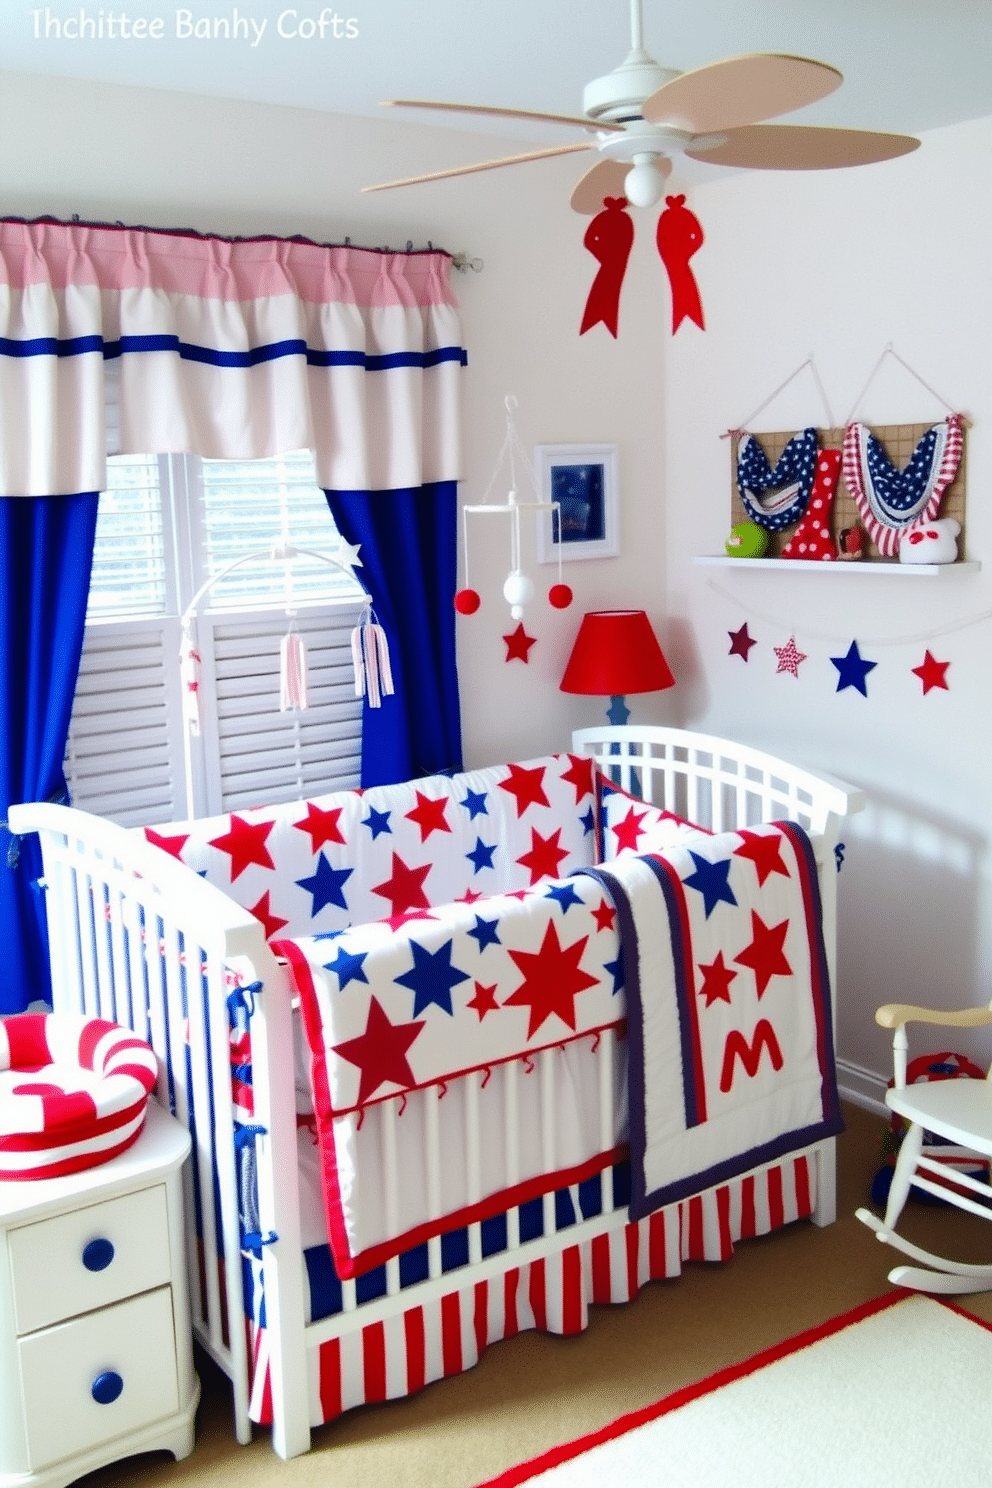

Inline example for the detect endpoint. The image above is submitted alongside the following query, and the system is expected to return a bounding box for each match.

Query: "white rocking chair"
[855,999,992,1294]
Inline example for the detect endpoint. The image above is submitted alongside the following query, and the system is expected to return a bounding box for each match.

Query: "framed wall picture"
[535,444,619,563]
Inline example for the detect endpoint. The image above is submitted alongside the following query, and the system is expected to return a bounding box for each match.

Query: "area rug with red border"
[475,1293,992,1487]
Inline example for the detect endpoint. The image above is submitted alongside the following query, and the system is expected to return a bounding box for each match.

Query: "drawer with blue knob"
[8,1185,171,1334]
[17,1285,180,1470]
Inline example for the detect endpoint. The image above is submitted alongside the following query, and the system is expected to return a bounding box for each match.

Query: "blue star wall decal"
[831,639,877,697]
[296,854,353,915]
[460,788,489,820]
[467,915,501,951]
[323,945,369,990]
[683,852,738,917]
[362,806,392,839]
[466,837,498,873]
[395,938,470,1017]
[545,881,584,914]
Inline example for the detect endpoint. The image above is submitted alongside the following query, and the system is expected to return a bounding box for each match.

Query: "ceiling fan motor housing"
[582,49,681,123]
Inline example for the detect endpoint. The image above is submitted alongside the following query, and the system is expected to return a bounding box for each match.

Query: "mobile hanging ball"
[502,569,534,620]
[455,588,481,615]
[548,583,573,610]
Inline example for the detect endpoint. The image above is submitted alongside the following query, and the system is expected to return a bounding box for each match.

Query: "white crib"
[8,725,864,1460]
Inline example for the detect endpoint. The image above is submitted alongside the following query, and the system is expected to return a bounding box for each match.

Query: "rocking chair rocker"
[855,999,992,1294]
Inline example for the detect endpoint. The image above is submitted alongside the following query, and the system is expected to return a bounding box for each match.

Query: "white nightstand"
[0,1099,200,1488]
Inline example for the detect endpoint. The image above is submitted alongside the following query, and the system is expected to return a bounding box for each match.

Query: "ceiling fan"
[363,0,920,212]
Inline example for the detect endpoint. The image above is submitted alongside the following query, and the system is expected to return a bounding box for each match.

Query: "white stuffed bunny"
[899,516,961,564]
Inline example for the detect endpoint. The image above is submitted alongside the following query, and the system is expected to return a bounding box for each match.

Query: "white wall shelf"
[692,556,981,577]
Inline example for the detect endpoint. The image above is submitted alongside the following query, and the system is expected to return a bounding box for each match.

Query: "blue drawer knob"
[82,1238,115,1272]
[91,1371,124,1405]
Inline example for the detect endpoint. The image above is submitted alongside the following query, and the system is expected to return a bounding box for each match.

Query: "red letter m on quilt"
[719,1020,784,1093]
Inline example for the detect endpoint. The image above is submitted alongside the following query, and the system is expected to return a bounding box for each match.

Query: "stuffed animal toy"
[899,516,960,564]
[725,521,768,558]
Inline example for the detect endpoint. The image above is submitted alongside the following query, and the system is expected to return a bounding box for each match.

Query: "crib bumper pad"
[0,1013,158,1178]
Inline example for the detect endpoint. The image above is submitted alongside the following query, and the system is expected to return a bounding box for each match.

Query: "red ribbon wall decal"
[580,196,634,339]
[656,194,705,333]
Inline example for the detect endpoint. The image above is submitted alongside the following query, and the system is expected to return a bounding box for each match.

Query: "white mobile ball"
[503,569,534,619]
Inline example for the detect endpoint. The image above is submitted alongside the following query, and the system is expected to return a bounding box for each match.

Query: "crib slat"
[539,1049,556,1236]
[503,1059,521,1251]
[425,1083,443,1281]
[465,1070,482,1265]
[381,1099,401,1295]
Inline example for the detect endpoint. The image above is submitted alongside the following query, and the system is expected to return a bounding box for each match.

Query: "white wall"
[662,115,992,1094]
[0,68,675,770]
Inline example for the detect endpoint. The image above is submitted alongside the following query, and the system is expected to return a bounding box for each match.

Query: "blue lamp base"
[606,694,630,725]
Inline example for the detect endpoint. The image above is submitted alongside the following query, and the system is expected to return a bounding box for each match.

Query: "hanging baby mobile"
[580,193,705,339]
[723,348,967,569]
[180,540,389,809]
[455,396,574,650]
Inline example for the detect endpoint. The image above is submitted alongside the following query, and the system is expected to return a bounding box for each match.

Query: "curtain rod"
[0,213,482,270]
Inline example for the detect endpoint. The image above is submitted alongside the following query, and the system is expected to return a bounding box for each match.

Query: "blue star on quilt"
[581,806,596,836]
[546,881,583,914]
[395,938,471,1017]
[604,953,624,994]
[466,837,497,873]
[467,915,501,952]
[683,852,738,917]
[296,853,353,916]
[362,806,392,839]
[460,788,489,820]
[323,945,369,990]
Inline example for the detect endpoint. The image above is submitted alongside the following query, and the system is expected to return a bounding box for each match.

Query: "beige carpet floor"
[78,1102,992,1488]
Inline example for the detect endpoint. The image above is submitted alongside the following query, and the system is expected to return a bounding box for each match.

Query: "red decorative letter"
[719,1020,784,1093]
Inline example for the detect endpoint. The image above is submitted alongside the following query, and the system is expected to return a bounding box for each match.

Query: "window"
[64,451,367,828]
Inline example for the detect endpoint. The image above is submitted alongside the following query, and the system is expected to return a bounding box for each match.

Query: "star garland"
[727,619,950,699]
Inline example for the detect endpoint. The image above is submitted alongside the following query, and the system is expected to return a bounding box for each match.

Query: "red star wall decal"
[728,623,757,661]
[467,982,500,1021]
[504,922,599,1038]
[698,950,737,1008]
[503,622,537,662]
[371,853,433,918]
[294,802,346,854]
[499,762,550,818]
[733,912,792,998]
[209,814,276,881]
[773,636,807,678]
[592,899,617,933]
[516,827,570,885]
[249,891,289,941]
[611,805,647,853]
[560,754,595,802]
[911,649,950,695]
[734,830,790,887]
[405,791,452,842]
[332,996,425,1106]
[145,827,190,860]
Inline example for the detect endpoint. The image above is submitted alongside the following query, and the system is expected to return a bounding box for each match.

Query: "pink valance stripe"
[0,218,459,309]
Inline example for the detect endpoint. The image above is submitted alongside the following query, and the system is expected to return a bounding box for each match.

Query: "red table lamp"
[560,609,675,724]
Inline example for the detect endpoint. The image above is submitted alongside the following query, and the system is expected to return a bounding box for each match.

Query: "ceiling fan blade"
[362,141,595,194]
[685,123,921,170]
[569,156,671,214]
[381,99,625,135]
[643,53,842,133]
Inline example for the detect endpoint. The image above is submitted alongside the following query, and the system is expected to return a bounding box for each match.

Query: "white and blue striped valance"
[0,218,466,496]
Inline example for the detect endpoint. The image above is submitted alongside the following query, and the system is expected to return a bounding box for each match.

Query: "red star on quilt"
[499,762,551,818]
[911,649,950,695]
[611,805,647,853]
[455,888,484,904]
[734,830,790,887]
[332,996,425,1106]
[405,791,452,842]
[733,912,792,998]
[371,853,433,918]
[209,814,276,881]
[504,922,599,1039]
[249,891,289,941]
[773,636,807,678]
[516,827,570,885]
[466,982,500,1021]
[560,754,595,802]
[503,622,537,663]
[145,827,190,860]
[294,802,346,854]
[592,899,617,933]
[697,950,737,1008]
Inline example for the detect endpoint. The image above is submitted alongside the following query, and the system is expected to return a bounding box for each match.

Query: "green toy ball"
[725,521,769,559]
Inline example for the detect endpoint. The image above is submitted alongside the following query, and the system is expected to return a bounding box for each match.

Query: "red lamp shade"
[560,609,675,696]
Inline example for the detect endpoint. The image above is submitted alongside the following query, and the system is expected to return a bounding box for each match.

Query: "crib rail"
[572,725,864,841]
[7,802,304,1450]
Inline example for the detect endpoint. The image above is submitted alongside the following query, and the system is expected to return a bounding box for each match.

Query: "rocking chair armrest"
[875,1002,992,1031]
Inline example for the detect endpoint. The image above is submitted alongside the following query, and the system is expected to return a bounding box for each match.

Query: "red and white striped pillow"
[0,1014,159,1180]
